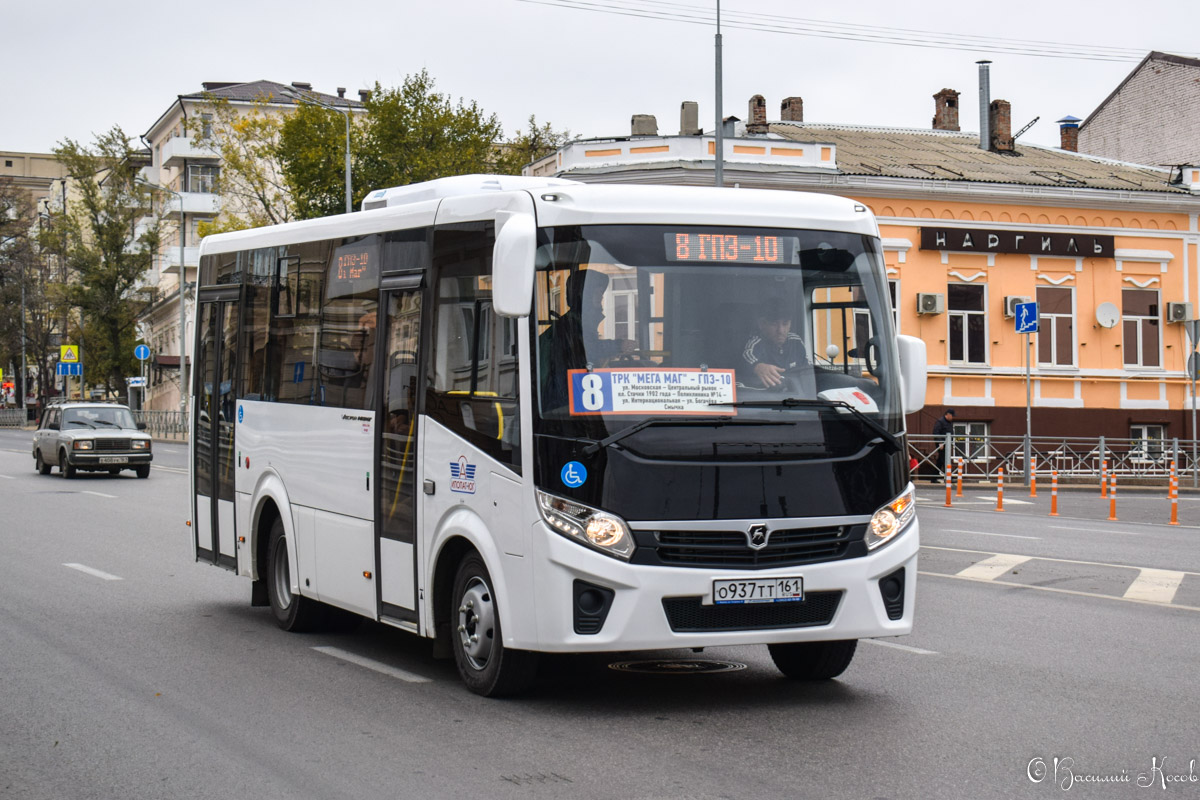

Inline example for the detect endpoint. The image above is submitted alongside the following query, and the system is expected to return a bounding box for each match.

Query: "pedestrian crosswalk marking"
[955,553,1033,581]
[1123,568,1185,604]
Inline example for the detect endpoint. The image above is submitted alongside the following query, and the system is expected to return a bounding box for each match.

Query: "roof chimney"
[1057,116,1081,152]
[291,81,312,91]
[977,60,992,151]
[989,99,1013,152]
[679,101,701,135]
[358,89,372,102]
[337,87,346,99]
[781,97,803,122]
[631,114,658,136]
[746,95,768,134]
[932,88,960,131]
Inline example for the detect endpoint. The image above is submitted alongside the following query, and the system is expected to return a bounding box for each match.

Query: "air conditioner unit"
[916,292,944,315]
[1003,295,1033,318]
[1167,301,1194,323]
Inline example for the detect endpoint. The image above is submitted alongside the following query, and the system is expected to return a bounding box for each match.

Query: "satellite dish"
[1096,302,1119,329]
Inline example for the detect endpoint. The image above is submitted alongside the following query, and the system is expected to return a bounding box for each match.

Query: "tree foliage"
[278,101,361,220]
[49,126,160,398]
[494,116,575,176]
[192,95,295,234]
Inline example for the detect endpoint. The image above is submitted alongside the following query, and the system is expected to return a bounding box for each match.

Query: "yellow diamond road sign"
[61,345,79,363]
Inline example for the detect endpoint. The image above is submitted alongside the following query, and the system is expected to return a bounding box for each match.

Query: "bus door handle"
[423,479,436,495]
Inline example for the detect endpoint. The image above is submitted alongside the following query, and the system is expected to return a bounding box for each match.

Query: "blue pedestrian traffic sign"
[134,344,151,361]
[1015,301,1039,334]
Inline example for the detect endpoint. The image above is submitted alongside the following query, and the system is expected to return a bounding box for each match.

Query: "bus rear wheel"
[768,639,858,680]
[266,517,324,632]
[451,553,538,697]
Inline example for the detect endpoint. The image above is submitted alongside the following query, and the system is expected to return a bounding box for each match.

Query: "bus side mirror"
[895,334,927,415]
[492,211,536,318]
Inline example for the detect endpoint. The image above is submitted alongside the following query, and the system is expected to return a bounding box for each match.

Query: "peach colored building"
[528,93,1200,448]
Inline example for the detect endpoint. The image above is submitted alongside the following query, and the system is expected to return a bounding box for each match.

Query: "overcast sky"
[3,0,1195,159]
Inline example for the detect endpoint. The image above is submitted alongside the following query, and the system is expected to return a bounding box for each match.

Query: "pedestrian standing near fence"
[932,408,955,482]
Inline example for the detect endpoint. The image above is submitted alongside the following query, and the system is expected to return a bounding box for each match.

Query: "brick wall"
[1079,56,1200,165]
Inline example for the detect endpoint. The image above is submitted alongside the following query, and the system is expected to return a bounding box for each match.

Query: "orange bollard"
[956,457,964,498]
[945,462,953,507]
[1049,469,1059,516]
[1169,460,1179,526]
[1029,457,1037,498]
[995,466,1005,512]
[1101,458,1108,498]
[1107,473,1117,521]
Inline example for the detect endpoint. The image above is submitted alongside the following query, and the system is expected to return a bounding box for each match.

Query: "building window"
[606,273,638,342]
[187,164,219,194]
[888,279,899,331]
[1122,289,1160,368]
[1037,286,1074,367]
[951,421,989,462]
[948,283,986,364]
[200,113,213,140]
[1130,424,1165,462]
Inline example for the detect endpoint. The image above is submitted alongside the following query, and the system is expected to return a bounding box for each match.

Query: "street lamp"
[138,180,188,417]
[282,88,353,213]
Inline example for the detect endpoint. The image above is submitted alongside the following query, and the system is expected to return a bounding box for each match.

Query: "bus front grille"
[662,591,842,632]
[638,525,864,570]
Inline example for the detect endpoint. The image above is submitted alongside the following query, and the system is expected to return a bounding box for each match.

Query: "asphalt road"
[1,429,1197,799]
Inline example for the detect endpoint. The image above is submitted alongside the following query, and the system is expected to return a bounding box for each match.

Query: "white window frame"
[1036,286,1076,368]
[951,421,990,463]
[947,282,988,366]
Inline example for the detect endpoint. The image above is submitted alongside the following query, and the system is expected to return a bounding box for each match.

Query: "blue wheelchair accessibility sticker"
[561,461,588,488]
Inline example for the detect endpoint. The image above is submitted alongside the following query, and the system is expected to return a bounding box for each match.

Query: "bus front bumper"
[526,518,919,653]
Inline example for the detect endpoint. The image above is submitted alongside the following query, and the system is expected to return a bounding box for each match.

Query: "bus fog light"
[866,484,916,550]
[536,489,635,560]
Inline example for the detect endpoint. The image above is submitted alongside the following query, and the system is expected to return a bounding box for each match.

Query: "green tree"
[0,177,36,401]
[279,70,506,219]
[494,116,575,175]
[192,95,295,234]
[50,127,160,399]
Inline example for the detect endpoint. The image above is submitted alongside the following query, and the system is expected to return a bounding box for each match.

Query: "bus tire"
[266,517,323,632]
[768,639,857,680]
[451,553,538,697]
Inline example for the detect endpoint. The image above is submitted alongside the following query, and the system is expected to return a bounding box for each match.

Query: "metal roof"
[180,80,364,109]
[771,122,1186,194]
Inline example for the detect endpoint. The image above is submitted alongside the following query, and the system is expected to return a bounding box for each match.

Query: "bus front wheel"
[768,639,858,680]
[450,553,538,697]
[266,517,323,632]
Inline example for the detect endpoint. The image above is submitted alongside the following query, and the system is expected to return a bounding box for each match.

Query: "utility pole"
[714,0,724,188]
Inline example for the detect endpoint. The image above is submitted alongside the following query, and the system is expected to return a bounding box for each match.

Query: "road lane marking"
[82,490,117,499]
[920,571,1200,613]
[862,639,938,655]
[955,553,1033,581]
[1048,525,1140,536]
[63,563,122,581]
[922,545,1200,576]
[0,474,13,480]
[944,529,1041,540]
[1123,569,1186,604]
[312,646,432,684]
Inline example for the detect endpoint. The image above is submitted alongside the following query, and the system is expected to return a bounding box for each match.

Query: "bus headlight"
[73,440,94,451]
[866,484,916,551]
[536,489,635,560]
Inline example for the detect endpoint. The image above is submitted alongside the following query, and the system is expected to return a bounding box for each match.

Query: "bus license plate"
[712,577,803,605]
[98,457,128,465]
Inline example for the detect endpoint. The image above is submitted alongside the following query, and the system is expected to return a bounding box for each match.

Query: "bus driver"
[741,297,811,388]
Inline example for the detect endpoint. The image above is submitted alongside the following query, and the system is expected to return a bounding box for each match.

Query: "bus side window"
[428,222,521,472]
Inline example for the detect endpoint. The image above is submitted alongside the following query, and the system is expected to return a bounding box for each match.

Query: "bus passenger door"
[377,281,423,623]
[193,290,240,570]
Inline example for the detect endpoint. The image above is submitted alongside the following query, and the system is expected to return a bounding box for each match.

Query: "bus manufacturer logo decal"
[449,456,477,494]
[746,524,770,550]
[561,461,587,488]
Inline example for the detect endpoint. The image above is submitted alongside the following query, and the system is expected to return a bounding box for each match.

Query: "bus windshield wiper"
[708,398,901,454]
[580,416,792,456]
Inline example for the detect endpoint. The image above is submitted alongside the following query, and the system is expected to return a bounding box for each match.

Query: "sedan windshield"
[62,407,139,430]
[533,225,901,448]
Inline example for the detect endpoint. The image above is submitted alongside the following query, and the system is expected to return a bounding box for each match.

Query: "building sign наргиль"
[921,227,1114,259]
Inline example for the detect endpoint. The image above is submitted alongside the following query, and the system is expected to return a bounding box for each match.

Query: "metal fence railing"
[0,408,28,428]
[909,433,1200,486]
[134,410,189,441]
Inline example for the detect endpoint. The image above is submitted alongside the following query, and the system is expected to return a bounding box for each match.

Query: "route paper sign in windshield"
[568,368,737,415]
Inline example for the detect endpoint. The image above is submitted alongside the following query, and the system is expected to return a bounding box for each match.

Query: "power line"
[515,0,1195,62]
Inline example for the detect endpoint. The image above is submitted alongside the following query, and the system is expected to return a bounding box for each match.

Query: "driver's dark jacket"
[741,333,809,383]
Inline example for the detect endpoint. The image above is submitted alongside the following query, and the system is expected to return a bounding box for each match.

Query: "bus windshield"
[533,224,901,445]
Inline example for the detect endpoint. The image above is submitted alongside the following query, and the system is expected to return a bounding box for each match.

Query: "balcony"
[161,246,200,276]
[161,136,219,168]
[179,192,219,215]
